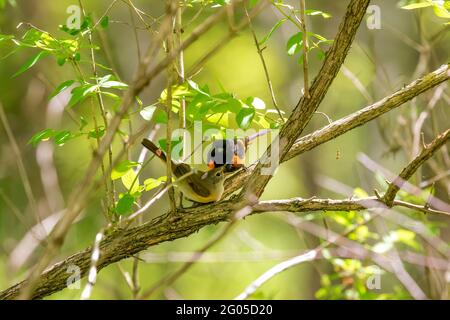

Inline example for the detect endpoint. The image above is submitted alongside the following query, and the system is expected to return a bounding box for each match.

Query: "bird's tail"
[141,139,168,163]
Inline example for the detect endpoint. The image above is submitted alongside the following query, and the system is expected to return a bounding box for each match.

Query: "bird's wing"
[173,163,192,177]
[173,164,211,198]
[186,174,211,197]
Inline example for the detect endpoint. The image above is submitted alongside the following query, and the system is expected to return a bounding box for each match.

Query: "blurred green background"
[0,0,449,299]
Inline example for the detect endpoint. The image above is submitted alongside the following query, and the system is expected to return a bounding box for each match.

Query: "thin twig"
[299,0,309,98]
[139,205,253,299]
[0,103,39,225]
[245,7,284,122]
[17,1,238,299]
[383,128,450,206]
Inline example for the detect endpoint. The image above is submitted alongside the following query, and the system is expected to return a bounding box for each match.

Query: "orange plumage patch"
[232,154,244,166]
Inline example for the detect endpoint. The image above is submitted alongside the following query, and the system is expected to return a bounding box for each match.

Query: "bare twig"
[383,128,450,206]
[0,103,39,224]
[17,1,243,299]
[299,0,309,98]
[3,192,449,300]
[240,0,371,199]
[245,7,284,122]
[139,205,253,299]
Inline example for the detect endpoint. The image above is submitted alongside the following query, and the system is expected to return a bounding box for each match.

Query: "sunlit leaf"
[247,97,266,110]
[49,80,75,99]
[13,50,50,78]
[259,19,286,45]
[28,128,56,146]
[121,169,140,194]
[140,105,157,121]
[401,2,434,9]
[236,107,255,129]
[305,9,332,18]
[111,160,140,180]
[100,80,128,90]
[53,130,74,146]
[286,32,303,56]
[144,176,168,191]
[68,84,98,108]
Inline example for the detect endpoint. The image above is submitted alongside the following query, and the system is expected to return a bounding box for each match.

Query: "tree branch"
[223,63,450,197]
[16,1,246,299]
[383,128,450,206]
[2,193,449,299]
[2,1,449,301]
[240,0,371,198]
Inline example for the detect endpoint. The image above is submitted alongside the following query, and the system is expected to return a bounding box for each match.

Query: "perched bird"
[207,130,270,172]
[142,138,225,203]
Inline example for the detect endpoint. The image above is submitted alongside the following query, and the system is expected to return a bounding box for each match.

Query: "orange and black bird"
[142,139,225,203]
[207,130,270,173]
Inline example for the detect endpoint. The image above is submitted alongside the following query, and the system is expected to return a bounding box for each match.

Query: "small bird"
[142,139,225,204]
[207,130,270,172]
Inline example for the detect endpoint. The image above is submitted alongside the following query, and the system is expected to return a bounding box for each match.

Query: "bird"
[206,130,270,172]
[142,138,225,204]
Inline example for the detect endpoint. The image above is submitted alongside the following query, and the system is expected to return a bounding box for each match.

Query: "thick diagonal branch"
[240,0,371,198]
[224,63,450,196]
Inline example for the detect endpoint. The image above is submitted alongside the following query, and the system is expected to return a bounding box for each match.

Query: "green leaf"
[247,97,266,110]
[57,56,66,66]
[305,9,332,18]
[111,160,140,180]
[115,193,135,215]
[68,84,97,108]
[144,177,166,191]
[158,138,183,155]
[255,114,271,129]
[236,107,255,130]
[100,16,109,29]
[49,80,75,99]
[28,129,56,146]
[187,80,210,96]
[154,109,168,124]
[121,169,140,194]
[401,2,434,9]
[226,98,242,114]
[13,50,50,78]
[286,32,303,56]
[432,4,450,18]
[100,80,128,90]
[259,19,286,45]
[53,130,74,146]
[88,127,105,139]
[140,105,157,121]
